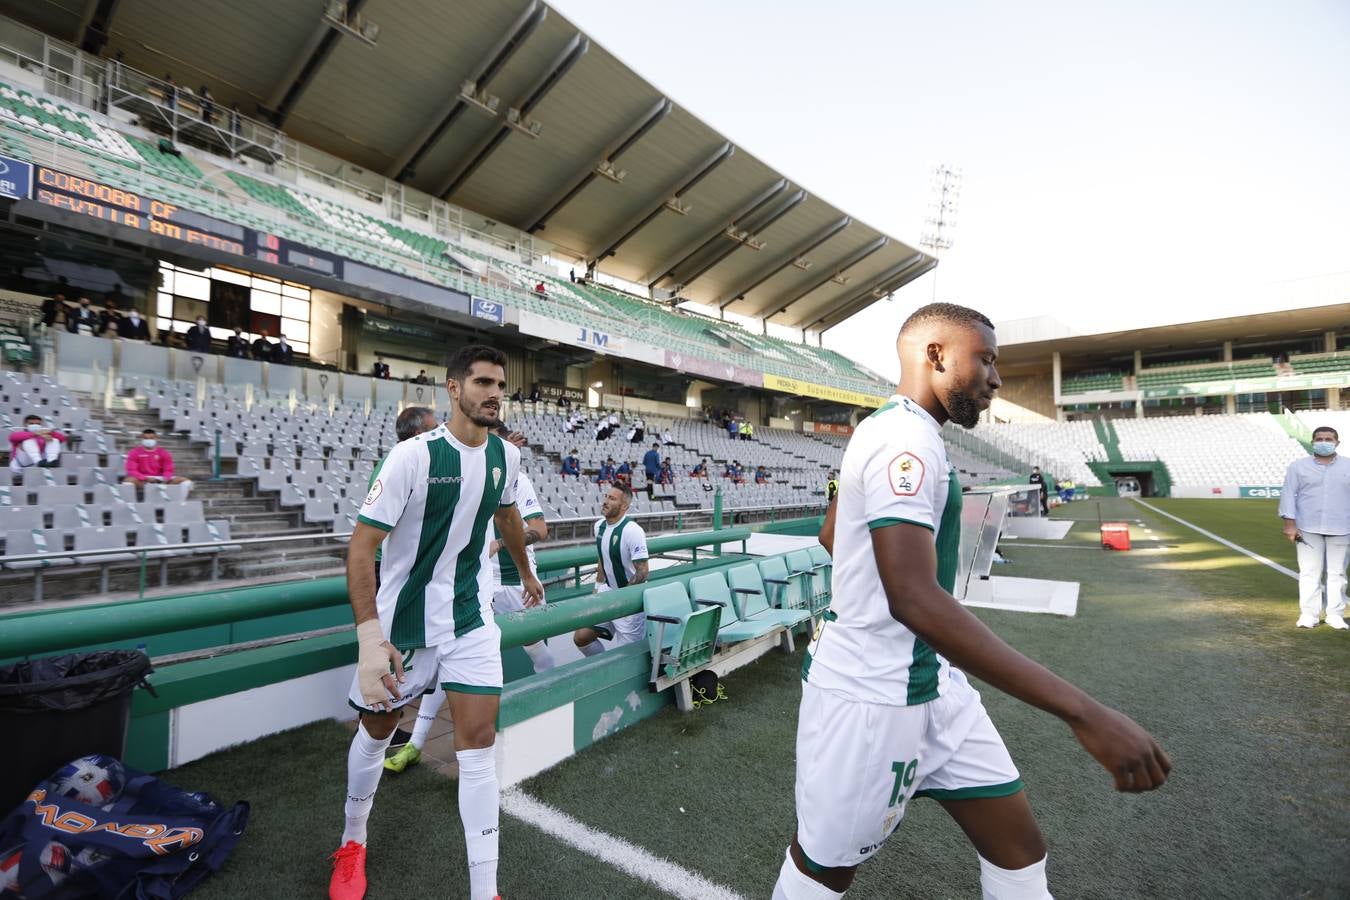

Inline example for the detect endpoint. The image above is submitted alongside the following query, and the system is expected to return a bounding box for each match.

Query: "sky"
[549,0,1350,380]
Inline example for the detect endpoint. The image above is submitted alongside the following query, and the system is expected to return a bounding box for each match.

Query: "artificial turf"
[166,497,1348,899]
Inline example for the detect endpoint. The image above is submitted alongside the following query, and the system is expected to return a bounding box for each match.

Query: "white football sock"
[341,722,392,845]
[457,744,499,900]
[523,641,556,672]
[772,847,846,900]
[410,692,445,751]
[577,638,604,657]
[979,854,1052,900]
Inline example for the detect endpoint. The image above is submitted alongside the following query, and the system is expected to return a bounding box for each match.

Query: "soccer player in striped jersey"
[773,304,1171,900]
[573,482,649,655]
[383,424,553,775]
[330,345,541,900]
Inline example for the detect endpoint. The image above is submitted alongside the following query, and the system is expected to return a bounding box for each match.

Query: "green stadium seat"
[788,548,831,613]
[807,545,832,600]
[643,582,719,684]
[726,563,810,628]
[688,572,780,645]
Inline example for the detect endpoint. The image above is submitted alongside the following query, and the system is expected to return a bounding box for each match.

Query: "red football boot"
[328,841,367,899]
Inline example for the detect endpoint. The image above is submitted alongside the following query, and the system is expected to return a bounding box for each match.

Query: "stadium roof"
[6,0,934,332]
[994,304,1350,376]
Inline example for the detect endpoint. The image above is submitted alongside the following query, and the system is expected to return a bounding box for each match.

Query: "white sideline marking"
[502,788,746,900]
[1134,499,1297,580]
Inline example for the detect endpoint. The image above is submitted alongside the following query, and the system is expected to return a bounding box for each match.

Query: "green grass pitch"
[168,498,1348,899]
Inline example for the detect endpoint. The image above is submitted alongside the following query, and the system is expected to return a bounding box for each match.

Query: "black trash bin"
[0,650,154,813]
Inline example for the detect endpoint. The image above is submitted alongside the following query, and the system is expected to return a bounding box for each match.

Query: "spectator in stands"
[1029,466,1048,514]
[690,460,707,478]
[755,465,770,484]
[569,268,576,283]
[66,297,98,336]
[162,73,176,109]
[251,329,274,361]
[229,103,241,135]
[643,442,661,483]
[185,316,212,352]
[510,388,522,402]
[738,420,752,441]
[534,281,546,295]
[627,418,645,444]
[727,460,745,484]
[198,84,214,124]
[8,414,65,473]
[826,470,839,501]
[372,355,391,379]
[97,299,122,336]
[273,335,294,365]
[124,429,192,493]
[226,327,249,358]
[661,428,676,446]
[414,369,430,385]
[596,457,617,485]
[41,291,64,328]
[727,417,739,440]
[117,307,150,341]
[574,482,649,657]
[1280,426,1349,630]
[658,458,674,485]
[560,449,581,479]
[615,460,632,486]
[528,385,541,402]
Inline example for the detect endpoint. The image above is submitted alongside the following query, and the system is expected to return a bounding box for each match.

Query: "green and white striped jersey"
[593,515,648,591]
[491,471,543,587]
[357,424,519,651]
[803,395,962,706]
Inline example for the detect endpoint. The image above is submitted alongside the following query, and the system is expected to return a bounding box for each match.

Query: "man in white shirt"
[573,483,649,655]
[330,345,542,900]
[773,303,1170,900]
[1279,425,1350,629]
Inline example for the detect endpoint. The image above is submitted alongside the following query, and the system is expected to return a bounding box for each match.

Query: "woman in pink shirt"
[123,429,192,491]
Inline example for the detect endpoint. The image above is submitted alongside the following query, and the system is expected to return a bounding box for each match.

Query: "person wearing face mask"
[185,316,212,352]
[123,429,192,493]
[226,327,249,358]
[118,306,150,341]
[66,298,99,335]
[1279,426,1350,630]
[97,299,122,336]
[8,414,66,473]
[273,333,294,365]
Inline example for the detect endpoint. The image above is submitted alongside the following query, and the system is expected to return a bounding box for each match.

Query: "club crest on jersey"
[363,479,383,506]
[887,452,925,497]
[492,467,502,489]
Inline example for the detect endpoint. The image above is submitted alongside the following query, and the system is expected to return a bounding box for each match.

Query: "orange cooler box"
[1100,522,1131,551]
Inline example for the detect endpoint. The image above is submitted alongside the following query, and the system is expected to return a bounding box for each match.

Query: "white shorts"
[795,670,1021,869]
[492,584,549,616]
[346,624,503,714]
[596,611,646,646]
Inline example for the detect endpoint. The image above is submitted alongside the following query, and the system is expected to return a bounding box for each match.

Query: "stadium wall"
[992,374,1055,419]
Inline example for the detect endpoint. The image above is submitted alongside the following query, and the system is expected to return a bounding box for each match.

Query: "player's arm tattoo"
[630,558,650,585]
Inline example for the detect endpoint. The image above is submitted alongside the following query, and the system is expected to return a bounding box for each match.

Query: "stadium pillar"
[1222,341,1236,414]
[1328,332,1342,409]
[1051,352,1063,422]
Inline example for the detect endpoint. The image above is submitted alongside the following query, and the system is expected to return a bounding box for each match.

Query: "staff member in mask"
[117,307,150,341]
[185,317,212,352]
[124,429,192,493]
[1280,426,1350,630]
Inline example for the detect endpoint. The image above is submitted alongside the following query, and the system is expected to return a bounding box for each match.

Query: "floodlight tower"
[919,164,961,301]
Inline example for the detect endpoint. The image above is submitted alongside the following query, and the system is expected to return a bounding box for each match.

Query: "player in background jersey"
[331,345,542,900]
[384,422,553,775]
[773,304,1170,900]
[573,482,649,655]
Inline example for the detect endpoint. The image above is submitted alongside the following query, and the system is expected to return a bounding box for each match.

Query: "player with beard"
[330,345,541,900]
[773,304,1171,900]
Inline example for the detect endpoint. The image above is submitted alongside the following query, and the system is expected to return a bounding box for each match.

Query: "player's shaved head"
[895,302,1001,429]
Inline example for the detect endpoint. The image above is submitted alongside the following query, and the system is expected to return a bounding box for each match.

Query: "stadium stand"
[1113,413,1304,486]
[1136,359,1277,388]
[968,420,1105,486]
[0,67,892,397]
[1062,371,1126,393]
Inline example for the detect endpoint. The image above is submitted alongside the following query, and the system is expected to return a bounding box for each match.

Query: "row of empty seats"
[1114,413,1303,486]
